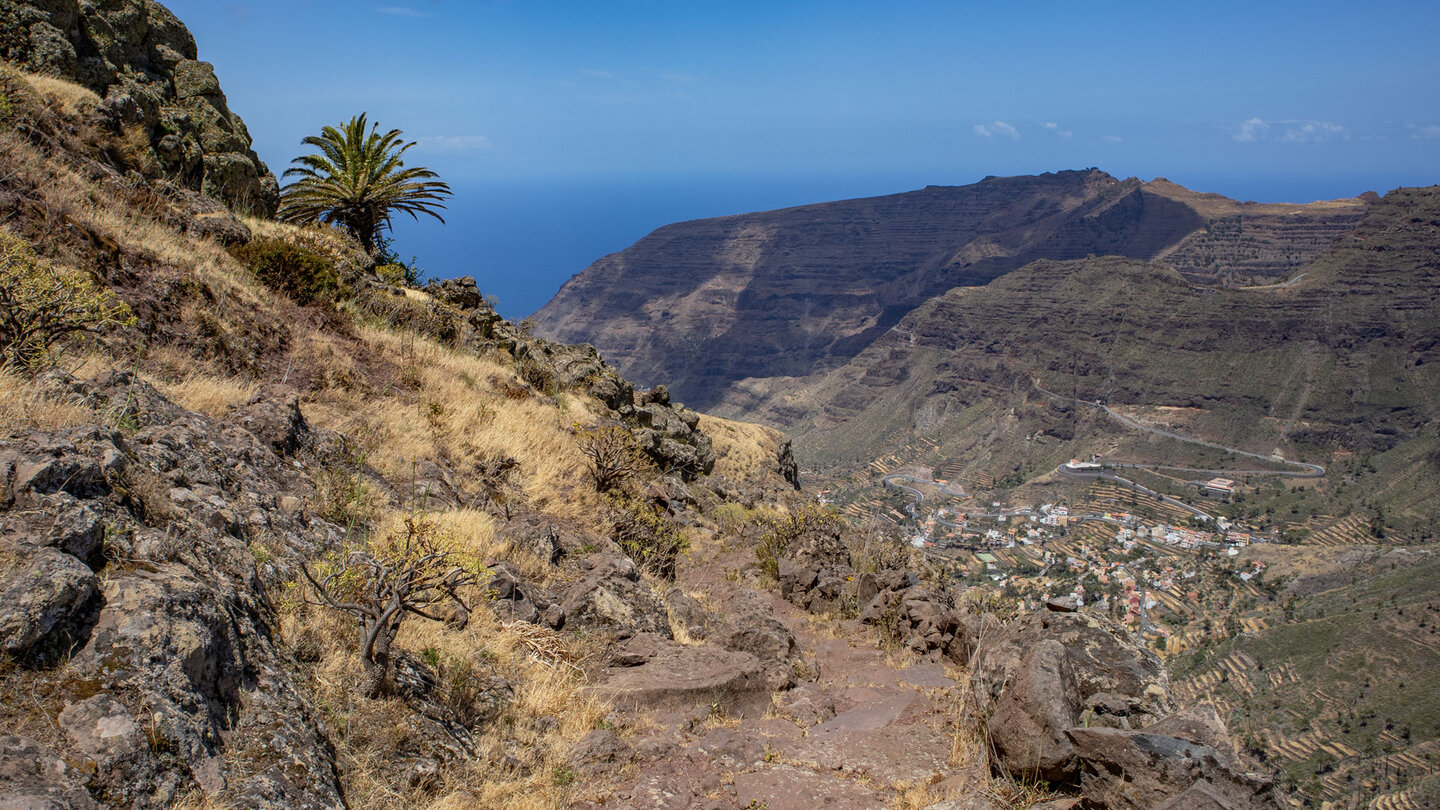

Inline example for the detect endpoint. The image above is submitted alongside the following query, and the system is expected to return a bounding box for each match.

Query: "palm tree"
[278,114,451,253]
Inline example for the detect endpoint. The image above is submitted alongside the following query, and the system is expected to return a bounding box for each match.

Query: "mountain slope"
[737,186,1440,532]
[533,171,1366,411]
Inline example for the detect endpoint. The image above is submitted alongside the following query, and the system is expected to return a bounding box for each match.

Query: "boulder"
[0,547,100,660]
[558,553,671,639]
[664,587,712,638]
[716,602,798,690]
[972,611,1171,724]
[986,639,1081,783]
[974,611,1177,787]
[486,562,564,630]
[1067,722,1278,810]
[425,276,485,310]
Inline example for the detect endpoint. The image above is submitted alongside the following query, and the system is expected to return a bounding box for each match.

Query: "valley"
[539,172,1440,807]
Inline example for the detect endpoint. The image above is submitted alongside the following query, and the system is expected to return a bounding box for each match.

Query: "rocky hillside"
[533,170,1365,411]
[0,4,1288,808]
[730,186,1440,532]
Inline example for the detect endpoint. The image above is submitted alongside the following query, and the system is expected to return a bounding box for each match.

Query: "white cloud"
[1234,117,1270,142]
[974,120,1020,140]
[415,135,494,151]
[376,5,429,17]
[1279,121,1347,143]
[1041,121,1074,139]
[1234,118,1347,143]
[582,69,618,80]
[1411,124,1440,140]
[1101,134,1123,144]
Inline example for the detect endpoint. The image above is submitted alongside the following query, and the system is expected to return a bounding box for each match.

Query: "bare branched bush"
[575,424,651,492]
[303,517,483,697]
[0,234,134,371]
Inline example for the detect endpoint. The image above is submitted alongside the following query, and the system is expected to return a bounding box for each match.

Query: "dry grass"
[21,71,101,116]
[0,371,93,433]
[243,217,369,271]
[886,775,957,809]
[699,413,783,483]
[0,128,279,332]
[149,373,258,419]
[304,325,599,521]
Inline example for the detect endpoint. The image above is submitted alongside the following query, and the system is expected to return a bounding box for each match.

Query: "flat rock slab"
[811,638,956,691]
[811,693,915,733]
[733,764,883,810]
[583,644,767,715]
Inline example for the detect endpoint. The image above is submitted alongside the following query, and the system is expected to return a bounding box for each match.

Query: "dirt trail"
[576,546,987,810]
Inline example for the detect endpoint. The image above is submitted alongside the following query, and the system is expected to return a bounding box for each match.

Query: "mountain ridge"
[533,170,1368,411]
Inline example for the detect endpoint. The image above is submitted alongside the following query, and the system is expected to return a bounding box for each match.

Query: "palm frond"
[278,113,452,252]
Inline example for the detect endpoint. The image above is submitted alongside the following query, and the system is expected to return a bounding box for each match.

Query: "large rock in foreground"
[971,608,1277,807]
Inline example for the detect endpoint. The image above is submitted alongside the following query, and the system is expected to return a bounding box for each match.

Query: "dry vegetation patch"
[303,325,599,521]
[284,569,608,809]
[0,370,92,432]
[700,413,781,481]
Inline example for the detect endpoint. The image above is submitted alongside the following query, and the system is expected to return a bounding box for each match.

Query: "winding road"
[1031,383,1325,479]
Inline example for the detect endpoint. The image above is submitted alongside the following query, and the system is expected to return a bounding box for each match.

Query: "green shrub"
[0,233,134,370]
[755,504,848,581]
[606,492,688,581]
[230,238,340,306]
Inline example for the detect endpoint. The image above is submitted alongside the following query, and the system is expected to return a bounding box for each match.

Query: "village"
[828,462,1282,655]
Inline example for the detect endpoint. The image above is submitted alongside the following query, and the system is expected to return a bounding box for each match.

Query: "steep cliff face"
[0,0,278,214]
[533,171,1365,411]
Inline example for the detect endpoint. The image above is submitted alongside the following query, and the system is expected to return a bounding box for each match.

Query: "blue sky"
[169,1,1440,315]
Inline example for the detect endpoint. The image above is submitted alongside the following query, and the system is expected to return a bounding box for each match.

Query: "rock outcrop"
[969,605,1277,807]
[0,0,279,214]
[412,275,717,479]
[0,375,347,807]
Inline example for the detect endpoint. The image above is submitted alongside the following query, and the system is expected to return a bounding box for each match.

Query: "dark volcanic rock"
[973,610,1175,785]
[558,552,672,639]
[0,0,278,214]
[0,379,355,807]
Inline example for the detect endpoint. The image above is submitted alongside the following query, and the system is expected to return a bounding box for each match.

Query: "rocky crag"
[1,0,278,214]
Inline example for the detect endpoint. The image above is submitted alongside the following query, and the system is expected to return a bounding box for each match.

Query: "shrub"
[755,504,848,581]
[230,238,340,306]
[302,517,483,697]
[606,492,688,581]
[576,424,652,492]
[0,233,134,370]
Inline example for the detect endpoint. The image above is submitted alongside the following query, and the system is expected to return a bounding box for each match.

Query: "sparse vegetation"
[302,516,483,697]
[230,237,341,306]
[755,503,848,580]
[576,424,651,492]
[0,233,134,370]
[605,491,688,580]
